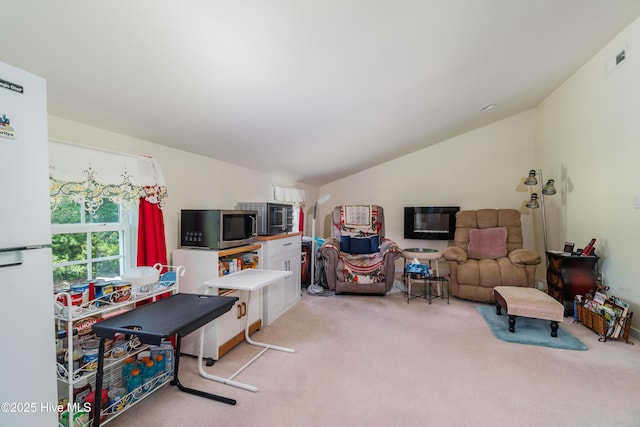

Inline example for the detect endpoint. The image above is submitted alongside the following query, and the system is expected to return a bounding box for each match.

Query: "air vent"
[607,44,628,74]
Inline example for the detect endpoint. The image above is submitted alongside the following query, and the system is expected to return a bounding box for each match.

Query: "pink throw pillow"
[467,227,508,259]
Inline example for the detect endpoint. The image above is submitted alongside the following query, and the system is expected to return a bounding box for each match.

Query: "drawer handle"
[282,242,292,247]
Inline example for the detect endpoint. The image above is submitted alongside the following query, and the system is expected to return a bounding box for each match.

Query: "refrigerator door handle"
[0,250,23,268]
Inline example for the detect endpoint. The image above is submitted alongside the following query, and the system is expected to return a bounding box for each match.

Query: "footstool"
[493,286,565,337]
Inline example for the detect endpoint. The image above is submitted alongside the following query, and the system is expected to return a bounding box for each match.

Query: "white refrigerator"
[0,61,58,425]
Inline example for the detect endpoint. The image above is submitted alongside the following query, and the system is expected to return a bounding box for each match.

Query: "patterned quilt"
[324,237,401,284]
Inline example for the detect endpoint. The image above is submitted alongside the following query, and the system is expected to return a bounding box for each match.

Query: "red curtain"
[299,208,304,233]
[136,195,170,310]
[136,197,168,269]
[136,194,174,344]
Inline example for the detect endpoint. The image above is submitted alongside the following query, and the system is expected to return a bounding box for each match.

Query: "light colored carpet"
[105,291,640,427]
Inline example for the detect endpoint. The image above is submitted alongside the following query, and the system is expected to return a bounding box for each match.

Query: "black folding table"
[91,293,239,427]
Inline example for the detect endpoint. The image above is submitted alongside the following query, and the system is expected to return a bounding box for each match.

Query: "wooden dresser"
[546,251,599,313]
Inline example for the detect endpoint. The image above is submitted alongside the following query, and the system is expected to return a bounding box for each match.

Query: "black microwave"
[236,202,294,236]
[180,210,258,249]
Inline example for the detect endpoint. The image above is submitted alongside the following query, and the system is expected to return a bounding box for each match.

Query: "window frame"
[51,203,138,285]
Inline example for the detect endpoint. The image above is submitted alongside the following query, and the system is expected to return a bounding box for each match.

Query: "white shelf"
[53,264,183,426]
[54,279,178,322]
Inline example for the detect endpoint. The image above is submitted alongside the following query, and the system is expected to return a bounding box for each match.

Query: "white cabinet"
[260,233,302,325]
[173,245,263,361]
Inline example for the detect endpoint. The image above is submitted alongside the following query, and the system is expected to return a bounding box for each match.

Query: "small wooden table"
[493,286,565,337]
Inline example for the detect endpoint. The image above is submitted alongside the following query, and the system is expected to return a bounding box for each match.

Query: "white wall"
[48,116,318,257]
[318,110,537,246]
[317,110,537,275]
[537,16,640,331]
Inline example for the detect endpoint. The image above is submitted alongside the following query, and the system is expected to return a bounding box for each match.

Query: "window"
[51,197,137,287]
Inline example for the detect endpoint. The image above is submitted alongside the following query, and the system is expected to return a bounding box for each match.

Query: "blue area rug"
[476,305,588,351]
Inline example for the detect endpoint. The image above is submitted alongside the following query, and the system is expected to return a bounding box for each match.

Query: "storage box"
[406,263,427,275]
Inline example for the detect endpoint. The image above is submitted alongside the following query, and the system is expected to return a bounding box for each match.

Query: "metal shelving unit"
[53,264,183,426]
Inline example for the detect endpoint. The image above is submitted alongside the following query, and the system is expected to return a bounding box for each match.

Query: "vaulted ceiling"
[3,1,640,185]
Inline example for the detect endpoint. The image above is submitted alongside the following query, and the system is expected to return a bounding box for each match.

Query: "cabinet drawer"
[547,256,562,273]
[266,235,301,259]
[546,269,562,290]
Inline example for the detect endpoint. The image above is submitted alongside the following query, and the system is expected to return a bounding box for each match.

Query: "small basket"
[576,304,607,336]
[576,303,633,343]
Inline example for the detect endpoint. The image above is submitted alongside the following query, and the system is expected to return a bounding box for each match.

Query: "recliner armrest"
[442,246,468,263]
[320,237,340,253]
[508,248,541,266]
[379,238,401,258]
[320,238,340,291]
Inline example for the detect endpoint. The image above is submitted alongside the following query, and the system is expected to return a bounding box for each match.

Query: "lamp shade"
[312,194,331,220]
[526,193,540,209]
[524,170,538,186]
[542,179,556,195]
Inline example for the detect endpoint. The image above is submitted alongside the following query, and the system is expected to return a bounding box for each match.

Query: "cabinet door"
[283,251,301,310]
[263,255,287,326]
[245,287,261,330]
[560,256,598,300]
[263,249,301,325]
[216,290,246,350]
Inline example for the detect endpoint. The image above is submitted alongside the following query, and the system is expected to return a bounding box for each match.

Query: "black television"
[404,206,460,240]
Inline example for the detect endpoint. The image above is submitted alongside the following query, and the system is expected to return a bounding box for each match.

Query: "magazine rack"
[575,303,633,344]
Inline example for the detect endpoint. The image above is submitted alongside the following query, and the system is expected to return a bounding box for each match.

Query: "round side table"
[401,248,442,276]
[401,248,447,304]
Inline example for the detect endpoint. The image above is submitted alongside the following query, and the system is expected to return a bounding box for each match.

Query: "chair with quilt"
[320,205,401,295]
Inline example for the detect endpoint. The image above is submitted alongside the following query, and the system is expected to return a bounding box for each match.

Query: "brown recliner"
[442,209,541,303]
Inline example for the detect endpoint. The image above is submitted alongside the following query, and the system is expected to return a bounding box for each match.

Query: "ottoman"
[493,286,565,337]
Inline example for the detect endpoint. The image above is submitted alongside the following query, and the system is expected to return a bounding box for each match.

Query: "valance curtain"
[49,140,169,270]
[49,140,167,215]
[273,185,306,233]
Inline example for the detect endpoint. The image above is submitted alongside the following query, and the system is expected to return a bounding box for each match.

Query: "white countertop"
[204,268,292,291]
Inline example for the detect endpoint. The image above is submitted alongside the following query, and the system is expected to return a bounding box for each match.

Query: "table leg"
[172,335,237,405]
[508,315,517,333]
[432,260,441,296]
[92,338,107,427]
[196,325,259,392]
[197,290,294,393]
[242,291,295,354]
[550,321,559,337]
[404,259,410,303]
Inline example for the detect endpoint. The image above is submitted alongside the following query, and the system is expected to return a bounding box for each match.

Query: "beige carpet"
[105,291,640,427]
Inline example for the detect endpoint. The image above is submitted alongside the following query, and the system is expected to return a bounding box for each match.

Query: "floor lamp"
[307,194,330,295]
[524,169,556,253]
